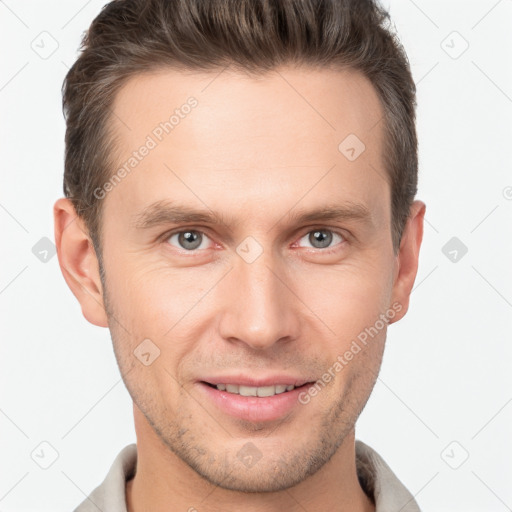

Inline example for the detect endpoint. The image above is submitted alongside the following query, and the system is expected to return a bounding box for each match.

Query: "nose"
[217,246,300,351]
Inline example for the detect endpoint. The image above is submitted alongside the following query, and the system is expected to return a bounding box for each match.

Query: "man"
[54,0,425,510]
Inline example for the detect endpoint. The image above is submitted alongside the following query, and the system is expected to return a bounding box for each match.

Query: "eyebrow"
[131,199,374,231]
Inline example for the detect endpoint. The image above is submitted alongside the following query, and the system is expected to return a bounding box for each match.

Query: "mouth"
[198,380,315,423]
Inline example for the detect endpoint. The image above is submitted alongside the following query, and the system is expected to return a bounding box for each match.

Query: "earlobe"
[53,198,109,328]
[389,200,426,325]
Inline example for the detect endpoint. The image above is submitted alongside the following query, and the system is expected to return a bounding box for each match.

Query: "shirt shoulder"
[355,439,421,512]
[73,443,137,512]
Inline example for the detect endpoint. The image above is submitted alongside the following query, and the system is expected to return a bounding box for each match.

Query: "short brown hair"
[62,0,418,264]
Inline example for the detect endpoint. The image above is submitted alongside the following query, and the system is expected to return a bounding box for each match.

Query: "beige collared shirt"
[73,440,421,511]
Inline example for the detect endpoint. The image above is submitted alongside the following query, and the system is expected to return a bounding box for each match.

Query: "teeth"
[226,384,238,393]
[256,385,275,397]
[239,385,258,396]
[215,383,297,396]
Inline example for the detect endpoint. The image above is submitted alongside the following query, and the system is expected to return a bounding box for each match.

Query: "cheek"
[104,262,200,399]
[297,260,392,336]
[106,260,222,382]
[106,256,208,330]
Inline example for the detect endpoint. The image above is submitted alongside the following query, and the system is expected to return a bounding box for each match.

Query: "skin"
[54,65,425,512]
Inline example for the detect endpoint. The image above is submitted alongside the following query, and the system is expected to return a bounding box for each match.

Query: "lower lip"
[197,382,313,423]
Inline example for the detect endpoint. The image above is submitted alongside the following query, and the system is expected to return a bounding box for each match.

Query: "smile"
[205,383,297,397]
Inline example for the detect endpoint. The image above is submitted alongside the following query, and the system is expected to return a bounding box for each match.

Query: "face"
[68,66,415,492]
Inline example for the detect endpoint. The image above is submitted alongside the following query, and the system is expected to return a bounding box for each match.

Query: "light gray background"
[1,1,511,510]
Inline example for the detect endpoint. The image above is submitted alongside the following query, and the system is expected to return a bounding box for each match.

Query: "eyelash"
[162,227,348,255]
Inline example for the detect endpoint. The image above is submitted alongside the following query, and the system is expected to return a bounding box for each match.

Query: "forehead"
[104,65,388,230]
[110,64,384,153]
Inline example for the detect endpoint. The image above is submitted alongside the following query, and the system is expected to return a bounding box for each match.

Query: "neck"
[126,404,375,512]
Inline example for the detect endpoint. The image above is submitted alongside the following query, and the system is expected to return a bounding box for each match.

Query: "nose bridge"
[218,239,297,350]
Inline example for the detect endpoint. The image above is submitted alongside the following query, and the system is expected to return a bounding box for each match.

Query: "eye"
[163,227,346,254]
[297,228,345,251]
[166,230,213,251]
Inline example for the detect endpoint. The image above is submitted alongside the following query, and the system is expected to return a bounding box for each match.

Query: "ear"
[53,198,109,328]
[388,200,426,324]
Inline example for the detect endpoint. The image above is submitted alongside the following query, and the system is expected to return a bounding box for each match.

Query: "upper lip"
[200,375,314,387]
